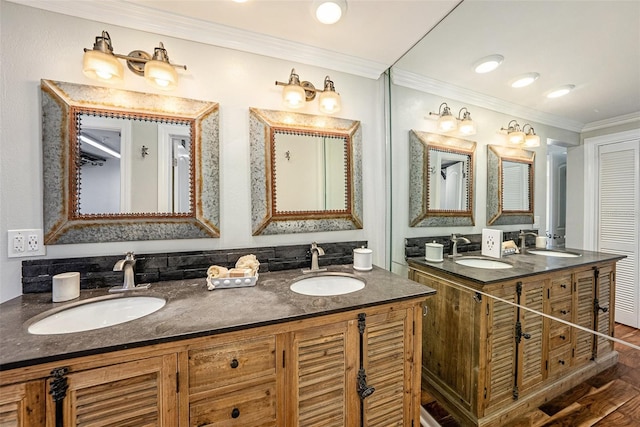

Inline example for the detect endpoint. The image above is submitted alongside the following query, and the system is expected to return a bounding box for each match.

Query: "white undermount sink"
[455,257,513,269]
[290,273,365,296]
[27,295,166,335]
[527,250,581,258]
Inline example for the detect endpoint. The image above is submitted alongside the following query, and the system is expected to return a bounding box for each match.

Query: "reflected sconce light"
[83,30,187,90]
[275,69,342,114]
[428,102,458,132]
[457,107,476,135]
[501,120,540,147]
[522,124,540,147]
[428,103,476,134]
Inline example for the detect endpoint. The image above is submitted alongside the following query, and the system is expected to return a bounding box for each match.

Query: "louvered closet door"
[0,381,45,426]
[598,140,640,327]
[59,355,178,427]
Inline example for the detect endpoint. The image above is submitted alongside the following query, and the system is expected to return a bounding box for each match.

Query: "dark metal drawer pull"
[230,358,239,369]
[231,408,240,418]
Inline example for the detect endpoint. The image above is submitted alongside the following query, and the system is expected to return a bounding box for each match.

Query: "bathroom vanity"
[0,265,434,426]
[408,249,624,427]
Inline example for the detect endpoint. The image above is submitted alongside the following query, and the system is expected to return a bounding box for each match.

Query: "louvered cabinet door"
[574,269,596,365]
[517,279,544,396]
[287,319,359,427]
[55,355,178,427]
[595,264,615,358]
[0,380,45,426]
[482,285,517,415]
[362,309,414,427]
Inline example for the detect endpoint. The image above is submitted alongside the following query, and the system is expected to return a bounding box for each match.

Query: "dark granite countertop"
[0,265,435,371]
[407,248,625,285]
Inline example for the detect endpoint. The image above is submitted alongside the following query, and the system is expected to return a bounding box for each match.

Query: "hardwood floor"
[422,323,640,427]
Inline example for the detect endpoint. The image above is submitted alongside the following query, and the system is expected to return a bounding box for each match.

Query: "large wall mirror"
[249,108,362,235]
[409,130,475,227]
[41,80,220,244]
[487,144,535,225]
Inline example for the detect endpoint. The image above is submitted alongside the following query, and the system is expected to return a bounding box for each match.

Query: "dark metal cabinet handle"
[560,310,568,315]
[558,359,565,365]
[231,408,240,418]
[230,358,239,369]
[522,332,532,340]
[559,335,566,340]
[560,284,567,289]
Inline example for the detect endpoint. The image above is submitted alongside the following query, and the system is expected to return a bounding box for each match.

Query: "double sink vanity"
[0,265,434,426]
[409,247,623,427]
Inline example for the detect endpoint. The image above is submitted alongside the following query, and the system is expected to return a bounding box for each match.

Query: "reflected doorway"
[547,144,567,248]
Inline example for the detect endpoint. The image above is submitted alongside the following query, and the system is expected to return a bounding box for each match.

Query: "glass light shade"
[144,60,178,90]
[547,85,575,98]
[83,50,123,82]
[511,72,540,88]
[524,133,541,147]
[473,54,504,74]
[318,90,341,114]
[438,114,458,132]
[315,1,344,24]
[458,118,476,135]
[282,84,306,109]
[508,131,526,145]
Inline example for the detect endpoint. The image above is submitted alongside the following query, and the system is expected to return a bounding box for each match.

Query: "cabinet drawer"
[188,335,276,393]
[548,275,572,299]
[548,297,572,321]
[548,320,572,350]
[548,346,572,377]
[189,376,276,427]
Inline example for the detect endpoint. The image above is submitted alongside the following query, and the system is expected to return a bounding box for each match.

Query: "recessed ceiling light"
[547,84,575,98]
[313,0,347,25]
[473,54,504,74]
[232,0,248,3]
[511,72,540,88]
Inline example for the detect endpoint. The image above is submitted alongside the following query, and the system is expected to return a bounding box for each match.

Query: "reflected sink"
[455,257,513,269]
[527,250,581,258]
[290,273,365,296]
[27,295,166,335]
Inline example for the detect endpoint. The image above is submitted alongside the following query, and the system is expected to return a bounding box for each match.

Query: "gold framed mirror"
[41,80,220,244]
[249,108,362,235]
[409,130,475,227]
[487,144,535,225]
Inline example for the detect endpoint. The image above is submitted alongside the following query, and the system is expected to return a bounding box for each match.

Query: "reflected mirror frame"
[41,79,220,244]
[70,107,195,219]
[249,108,363,235]
[409,130,476,227]
[487,144,535,226]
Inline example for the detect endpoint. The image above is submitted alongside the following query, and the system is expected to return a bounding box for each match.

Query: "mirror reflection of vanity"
[487,144,535,225]
[41,80,220,244]
[409,130,475,227]
[249,108,362,235]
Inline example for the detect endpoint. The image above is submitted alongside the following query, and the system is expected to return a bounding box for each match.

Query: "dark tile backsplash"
[22,241,367,294]
[405,230,538,259]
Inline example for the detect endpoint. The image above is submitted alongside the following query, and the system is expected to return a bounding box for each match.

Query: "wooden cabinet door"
[413,270,477,412]
[483,284,517,414]
[595,264,615,358]
[52,355,178,427]
[286,319,359,427]
[574,269,596,364]
[517,279,545,396]
[361,308,414,427]
[0,380,45,426]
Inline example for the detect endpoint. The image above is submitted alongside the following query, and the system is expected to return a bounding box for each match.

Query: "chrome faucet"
[449,234,471,258]
[110,252,151,292]
[519,231,538,253]
[303,242,327,274]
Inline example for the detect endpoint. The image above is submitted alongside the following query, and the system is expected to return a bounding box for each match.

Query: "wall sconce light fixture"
[428,103,476,135]
[501,120,540,147]
[83,31,187,90]
[275,69,342,114]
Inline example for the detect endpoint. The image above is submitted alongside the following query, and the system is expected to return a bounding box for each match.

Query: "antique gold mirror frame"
[249,108,362,235]
[409,130,476,227]
[41,80,220,244]
[487,144,535,225]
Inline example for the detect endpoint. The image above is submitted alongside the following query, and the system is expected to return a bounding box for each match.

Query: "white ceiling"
[13,0,640,131]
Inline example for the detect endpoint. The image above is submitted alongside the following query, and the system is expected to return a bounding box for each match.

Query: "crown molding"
[582,111,640,133]
[7,0,387,80]
[391,68,586,133]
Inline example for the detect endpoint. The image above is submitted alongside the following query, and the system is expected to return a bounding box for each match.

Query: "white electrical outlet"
[7,229,46,258]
